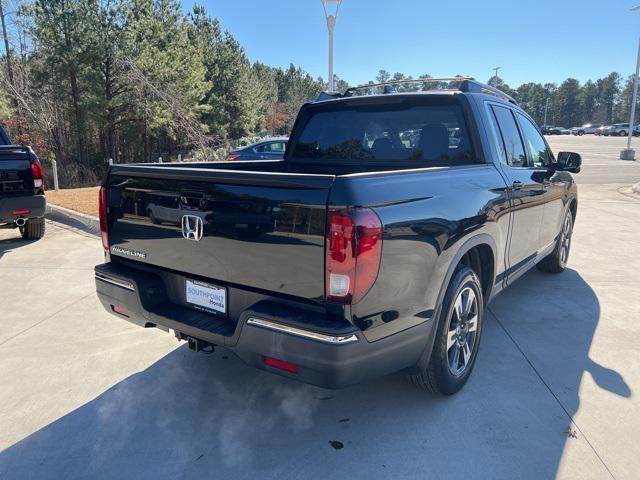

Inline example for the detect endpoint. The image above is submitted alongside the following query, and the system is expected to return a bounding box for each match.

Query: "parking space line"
[487,307,616,480]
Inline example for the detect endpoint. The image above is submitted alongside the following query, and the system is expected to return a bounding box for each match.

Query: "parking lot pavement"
[546,135,640,184]
[1,140,639,480]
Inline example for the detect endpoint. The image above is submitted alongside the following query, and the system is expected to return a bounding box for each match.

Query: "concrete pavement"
[546,135,640,184]
[0,137,639,479]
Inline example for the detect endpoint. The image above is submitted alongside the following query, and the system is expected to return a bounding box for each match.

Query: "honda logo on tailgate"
[181,215,203,241]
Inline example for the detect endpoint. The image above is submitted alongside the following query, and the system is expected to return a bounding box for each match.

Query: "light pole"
[544,97,550,125]
[320,0,343,92]
[492,66,501,79]
[621,6,640,160]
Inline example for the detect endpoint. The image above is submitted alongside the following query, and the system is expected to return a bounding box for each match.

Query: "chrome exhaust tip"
[15,217,26,227]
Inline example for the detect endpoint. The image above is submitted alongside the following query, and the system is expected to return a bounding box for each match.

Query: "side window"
[255,144,265,153]
[516,113,552,168]
[265,142,285,153]
[491,105,527,167]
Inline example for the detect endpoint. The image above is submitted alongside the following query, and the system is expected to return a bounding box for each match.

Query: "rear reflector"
[263,356,299,374]
[226,154,240,160]
[111,305,130,317]
[12,209,31,216]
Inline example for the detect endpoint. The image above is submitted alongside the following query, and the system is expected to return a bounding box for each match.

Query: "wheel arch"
[438,234,497,307]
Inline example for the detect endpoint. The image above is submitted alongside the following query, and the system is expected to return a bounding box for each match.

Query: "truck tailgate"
[0,148,32,195]
[106,166,334,300]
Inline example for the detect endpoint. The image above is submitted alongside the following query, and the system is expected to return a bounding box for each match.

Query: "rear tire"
[619,130,627,137]
[537,211,573,274]
[408,266,484,395]
[20,218,45,240]
[578,130,584,136]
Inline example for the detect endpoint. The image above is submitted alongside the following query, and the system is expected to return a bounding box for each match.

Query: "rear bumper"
[0,194,46,223]
[94,262,434,388]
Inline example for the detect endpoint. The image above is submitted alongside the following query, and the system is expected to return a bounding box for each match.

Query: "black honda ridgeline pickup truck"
[95,79,581,394]
[0,126,46,240]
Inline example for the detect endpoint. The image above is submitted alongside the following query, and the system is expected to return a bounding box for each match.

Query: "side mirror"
[556,151,582,173]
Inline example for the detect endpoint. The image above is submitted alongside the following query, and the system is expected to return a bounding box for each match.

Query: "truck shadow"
[0,269,630,479]
[0,232,38,260]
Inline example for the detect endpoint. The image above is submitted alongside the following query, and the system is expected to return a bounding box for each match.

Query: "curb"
[45,203,100,237]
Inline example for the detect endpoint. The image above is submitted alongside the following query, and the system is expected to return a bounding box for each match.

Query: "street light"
[320,0,343,92]
[544,97,551,126]
[620,5,640,160]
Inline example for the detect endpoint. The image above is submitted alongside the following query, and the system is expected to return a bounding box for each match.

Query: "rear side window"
[491,105,526,167]
[290,102,475,166]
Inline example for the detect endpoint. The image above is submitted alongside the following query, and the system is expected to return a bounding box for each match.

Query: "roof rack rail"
[343,77,473,97]
[313,77,518,106]
[458,79,518,105]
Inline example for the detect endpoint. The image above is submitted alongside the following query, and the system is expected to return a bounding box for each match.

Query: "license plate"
[186,279,226,315]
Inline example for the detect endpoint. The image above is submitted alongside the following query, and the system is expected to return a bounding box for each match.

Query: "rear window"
[290,101,475,166]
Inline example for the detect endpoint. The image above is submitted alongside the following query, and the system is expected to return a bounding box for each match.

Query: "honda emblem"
[181,215,203,241]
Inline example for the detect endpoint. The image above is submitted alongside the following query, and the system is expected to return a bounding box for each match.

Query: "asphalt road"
[0,138,639,479]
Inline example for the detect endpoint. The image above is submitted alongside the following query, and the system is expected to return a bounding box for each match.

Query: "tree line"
[372,70,636,129]
[0,1,637,187]
[0,0,332,185]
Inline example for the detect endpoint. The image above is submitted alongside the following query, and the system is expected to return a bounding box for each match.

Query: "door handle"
[512,180,524,191]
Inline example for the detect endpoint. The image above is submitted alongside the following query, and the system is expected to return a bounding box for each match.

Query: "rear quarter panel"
[330,164,510,341]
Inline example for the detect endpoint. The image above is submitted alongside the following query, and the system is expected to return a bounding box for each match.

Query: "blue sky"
[186,0,640,88]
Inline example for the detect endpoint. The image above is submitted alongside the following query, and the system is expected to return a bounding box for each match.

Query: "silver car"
[609,123,633,136]
[571,123,602,135]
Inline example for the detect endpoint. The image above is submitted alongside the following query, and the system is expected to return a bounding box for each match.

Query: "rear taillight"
[226,154,240,161]
[30,159,44,189]
[99,186,109,251]
[326,208,382,304]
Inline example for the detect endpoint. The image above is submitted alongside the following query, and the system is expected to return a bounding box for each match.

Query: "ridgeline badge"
[111,246,147,259]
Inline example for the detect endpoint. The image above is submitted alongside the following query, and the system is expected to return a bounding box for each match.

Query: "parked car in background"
[608,123,640,137]
[543,126,560,135]
[571,123,602,135]
[595,125,611,136]
[541,126,569,135]
[609,123,631,136]
[226,137,288,161]
[95,79,581,395]
[0,126,46,240]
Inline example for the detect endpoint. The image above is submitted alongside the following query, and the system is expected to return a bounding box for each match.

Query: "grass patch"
[46,186,100,216]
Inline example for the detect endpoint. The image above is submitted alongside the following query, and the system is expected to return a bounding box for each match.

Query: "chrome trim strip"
[246,317,358,344]
[95,272,135,291]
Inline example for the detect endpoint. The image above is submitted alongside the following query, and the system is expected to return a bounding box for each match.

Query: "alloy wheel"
[446,286,479,376]
[559,215,573,267]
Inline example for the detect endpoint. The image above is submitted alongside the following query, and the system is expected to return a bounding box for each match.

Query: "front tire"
[408,266,484,395]
[20,218,45,240]
[619,130,627,137]
[537,212,573,273]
